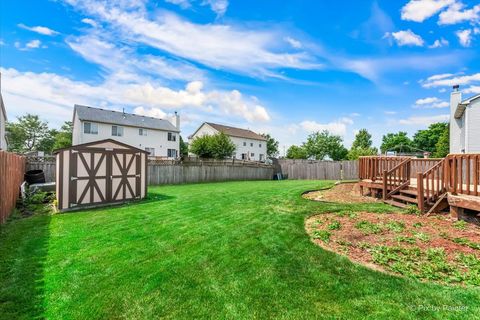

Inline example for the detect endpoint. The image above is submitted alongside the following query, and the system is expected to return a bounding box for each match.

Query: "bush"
[189,132,236,159]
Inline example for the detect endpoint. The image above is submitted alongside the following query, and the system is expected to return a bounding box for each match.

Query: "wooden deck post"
[382,170,388,200]
[417,172,425,213]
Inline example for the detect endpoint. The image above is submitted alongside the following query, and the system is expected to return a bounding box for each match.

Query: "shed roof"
[74,104,179,132]
[53,138,148,154]
[190,122,267,141]
[455,94,480,118]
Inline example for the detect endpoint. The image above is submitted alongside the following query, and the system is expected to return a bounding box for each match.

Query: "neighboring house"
[72,105,180,158]
[450,86,480,154]
[189,122,267,161]
[0,80,7,151]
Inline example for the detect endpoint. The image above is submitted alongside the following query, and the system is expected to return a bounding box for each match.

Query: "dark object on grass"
[24,170,45,184]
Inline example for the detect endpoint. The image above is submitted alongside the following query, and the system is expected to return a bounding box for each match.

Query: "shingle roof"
[74,105,179,132]
[204,122,267,141]
[455,94,480,118]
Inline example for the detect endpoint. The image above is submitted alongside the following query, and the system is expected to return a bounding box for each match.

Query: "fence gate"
[55,139,148,211]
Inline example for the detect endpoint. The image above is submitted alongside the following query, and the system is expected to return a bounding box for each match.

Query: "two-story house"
[189,122,267,161]
[450,86,480,154]
[0,79,7,151]
[72,105,180,158]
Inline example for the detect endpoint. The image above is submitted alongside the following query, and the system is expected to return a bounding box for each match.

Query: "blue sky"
[1,0,480,153]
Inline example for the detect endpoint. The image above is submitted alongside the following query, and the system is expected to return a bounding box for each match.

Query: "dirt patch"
[303,182,379,204]
[306,212,480,286]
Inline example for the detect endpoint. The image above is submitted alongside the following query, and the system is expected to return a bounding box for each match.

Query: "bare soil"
[306,212,480,286]
[303,182,378,203]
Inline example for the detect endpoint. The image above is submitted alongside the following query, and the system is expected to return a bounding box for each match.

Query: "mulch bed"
[303,182,379,204]
[306,211,480,286]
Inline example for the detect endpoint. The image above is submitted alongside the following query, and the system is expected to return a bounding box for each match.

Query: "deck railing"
[445,154,480,196]
[359,156,410,181]
[382,158,411,200]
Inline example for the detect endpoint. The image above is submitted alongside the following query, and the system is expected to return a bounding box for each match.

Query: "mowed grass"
[1,180,480,319]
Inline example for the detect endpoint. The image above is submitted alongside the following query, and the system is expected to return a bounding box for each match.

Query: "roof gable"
[74,105,179,132]
[455,94,480,118]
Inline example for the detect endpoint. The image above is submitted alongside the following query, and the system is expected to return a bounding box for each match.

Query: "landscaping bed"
[303,182,378,203]
[306,211,480,286]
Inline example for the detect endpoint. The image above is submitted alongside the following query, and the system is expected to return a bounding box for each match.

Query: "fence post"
[417,172,425,213]
[382,170,388,200]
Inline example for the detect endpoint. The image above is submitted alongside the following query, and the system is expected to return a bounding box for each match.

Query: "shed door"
[69,149,141,208]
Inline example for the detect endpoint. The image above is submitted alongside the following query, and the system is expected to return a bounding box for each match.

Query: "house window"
[259,144,262,148]
[139,128,147,136]
[243,142,246,146]
[83,122,98,134]
[250,143,253,147]
[167,149,177,158]
[251,153,255,157]
[112,126,124,137]
[259,154,264,161]
[168,132,176,141]
[145,147,155,156]
[241,153,247,160]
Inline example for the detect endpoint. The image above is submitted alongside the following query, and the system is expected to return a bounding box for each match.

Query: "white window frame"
[139,128,147,136]
[83,122,98,134]
[112,125,124,137]
[168,132,176,142]
[167,149,177,158]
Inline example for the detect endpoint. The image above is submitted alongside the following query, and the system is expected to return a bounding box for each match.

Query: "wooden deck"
[358,154,480,218]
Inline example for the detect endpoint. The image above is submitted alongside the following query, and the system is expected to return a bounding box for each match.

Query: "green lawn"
[1,180,479,319]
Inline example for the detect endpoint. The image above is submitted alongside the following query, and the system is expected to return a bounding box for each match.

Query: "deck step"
[391,194,418,204]
[384,199,409,209]
[400,189,418,196]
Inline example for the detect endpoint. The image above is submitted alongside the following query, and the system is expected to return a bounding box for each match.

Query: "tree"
[286,145,308,159]
[413,122,448,154]
[433,126,449,158]
[189,133,235,159]
[347,129,378,160]
[179,136,189,157]
[37,129,58,153]
[380,132,413,154]
[6,114,50,153]
[52,121,73,151]
[351,129,372,149]
[303,130,348,160]
[261,134,279,158]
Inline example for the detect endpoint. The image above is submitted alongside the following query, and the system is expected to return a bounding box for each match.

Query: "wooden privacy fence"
[0,151,25,223]
[277,159,358,180]
[27,157,274,185]
[148,158,274,185]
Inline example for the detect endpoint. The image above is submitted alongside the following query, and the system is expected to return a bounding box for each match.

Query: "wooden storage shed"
[54,139,148,211]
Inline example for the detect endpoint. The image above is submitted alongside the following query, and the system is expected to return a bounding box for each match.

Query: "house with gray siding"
[450,87,480,154]
[72,105,180,158]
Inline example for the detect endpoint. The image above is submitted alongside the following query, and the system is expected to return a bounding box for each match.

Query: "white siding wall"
[0,101,7,151]
[189,123,267,161]
[450,91,463,154]
[73,114,179,158]
[466,99,480,153]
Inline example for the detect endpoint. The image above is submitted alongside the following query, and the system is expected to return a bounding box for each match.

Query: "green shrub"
[312,230,331,243]
[328,221,341,230]
[386,221,405,233]
[355,220,383,235]
[453,220,468,230]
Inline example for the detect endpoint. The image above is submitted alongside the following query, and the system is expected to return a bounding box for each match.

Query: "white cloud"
[299,117,353,136]
[399,114,449,125]
[464,85,480,94]
[17,23,59,36]
[165,0,191,9]
[203,0,229,16]
[284,37,302,49]
[421,72,480,88]
[385,30,424,46]
[456,29,473,46]
[132,106,167,119]
[413,97,449,108]
[81,18,98,27]
[401,0,454,22]
[0,67,271,126]
[14,39,43,51]
[438,2,480,24]
[384,111,397,115]
[62,0,319,78]
[428,37,449,48]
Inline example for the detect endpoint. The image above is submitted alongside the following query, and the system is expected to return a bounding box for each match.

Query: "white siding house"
[189,122,268,161]
[72,105,180,158]
[450,88,480,154]
[0,84,7,151]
